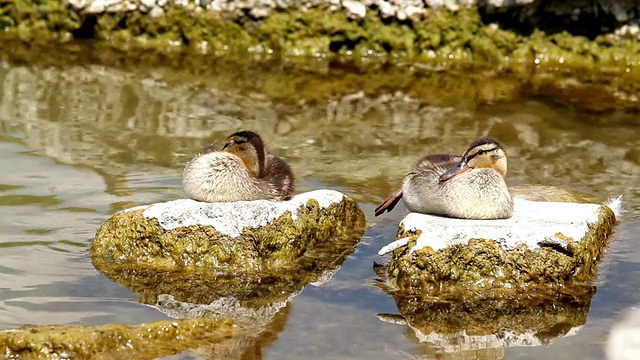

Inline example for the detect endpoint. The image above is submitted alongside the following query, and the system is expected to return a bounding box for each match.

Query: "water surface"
[0,59,638,359]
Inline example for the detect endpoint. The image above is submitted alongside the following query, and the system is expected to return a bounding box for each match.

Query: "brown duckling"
[375,137,513,220]
[182,130,295,202]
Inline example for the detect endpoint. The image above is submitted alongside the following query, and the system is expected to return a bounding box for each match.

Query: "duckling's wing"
[201,142,219,154]
[374,189,403,217]
[264,154,295,200]
[415,154,461,172]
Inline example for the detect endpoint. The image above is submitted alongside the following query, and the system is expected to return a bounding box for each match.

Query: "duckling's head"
[222,130,267,178]
[439,138,507,182]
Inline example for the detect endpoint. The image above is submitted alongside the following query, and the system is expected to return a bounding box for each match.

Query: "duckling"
[374,138,513,220]
[182,131,295,202]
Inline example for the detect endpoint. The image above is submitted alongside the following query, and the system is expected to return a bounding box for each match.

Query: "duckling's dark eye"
[477,149,485,156]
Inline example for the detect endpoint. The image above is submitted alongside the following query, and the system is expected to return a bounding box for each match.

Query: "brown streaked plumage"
[374,138,513,220]
[182,131,295,203]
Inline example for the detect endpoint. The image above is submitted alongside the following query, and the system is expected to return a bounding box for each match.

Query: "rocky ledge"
[90,190,365,271]
[381,196,622,295]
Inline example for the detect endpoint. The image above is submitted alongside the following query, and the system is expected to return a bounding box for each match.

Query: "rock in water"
[382,197,620,295]
[91,190,365,272]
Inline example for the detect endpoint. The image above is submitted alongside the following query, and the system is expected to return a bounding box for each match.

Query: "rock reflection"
[92,223,362,360]
[378,288,595,358]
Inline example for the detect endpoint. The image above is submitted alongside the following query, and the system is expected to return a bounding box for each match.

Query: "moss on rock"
[2,2,640,74]
[91,192,365,273]
[386,201,617,296]
[92,223,361,310]
[0,318,239,359]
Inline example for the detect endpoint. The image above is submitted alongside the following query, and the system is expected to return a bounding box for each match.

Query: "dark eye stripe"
[466,147,498,161]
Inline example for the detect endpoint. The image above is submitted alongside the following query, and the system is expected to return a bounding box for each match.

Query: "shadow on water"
[0,48,638,359]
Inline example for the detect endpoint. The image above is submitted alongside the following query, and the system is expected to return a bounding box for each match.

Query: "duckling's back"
[183,151,280,202]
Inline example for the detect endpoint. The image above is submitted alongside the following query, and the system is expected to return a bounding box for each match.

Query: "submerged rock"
[91,189,365,271]
[0,318,239,359]
[382,196,621,295]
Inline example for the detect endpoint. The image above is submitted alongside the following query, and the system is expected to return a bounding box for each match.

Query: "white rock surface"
[379,197,618,256]
[62,0,640,26]
[142,189,346,238]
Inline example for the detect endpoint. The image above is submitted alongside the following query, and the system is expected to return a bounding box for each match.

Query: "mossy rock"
[92,226,359,329]
[378,287,594,351]
[91,189,364,340]
[0,318,239,359]
[383,196,620,295]
[91,190,365,272]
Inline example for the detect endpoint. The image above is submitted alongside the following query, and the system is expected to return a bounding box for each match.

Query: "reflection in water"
[378,288,595,359]
[90,221,363,359]
[1,63,638,203]
[0,59,638,359]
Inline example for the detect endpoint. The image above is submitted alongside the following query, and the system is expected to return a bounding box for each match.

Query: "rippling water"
[0,57,638,359]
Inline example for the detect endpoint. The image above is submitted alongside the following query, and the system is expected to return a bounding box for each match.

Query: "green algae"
[0,0,80,42]
[386,204,616,296]
[90,196,364,333]
[91,196,365,273]
[92,217,362,309]
[2,2,640,72]
[0,318,239,359]
[2,4,640,112]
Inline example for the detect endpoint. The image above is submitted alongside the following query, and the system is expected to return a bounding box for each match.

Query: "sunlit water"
[0,59,638,359]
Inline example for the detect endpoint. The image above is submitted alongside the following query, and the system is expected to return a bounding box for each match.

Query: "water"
[0,56,638,359]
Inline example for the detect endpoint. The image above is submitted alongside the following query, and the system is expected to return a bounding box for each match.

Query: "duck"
[374,137,514,220]
[182,130,295,203]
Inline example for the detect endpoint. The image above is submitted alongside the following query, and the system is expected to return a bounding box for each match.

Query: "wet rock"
[382,196,621,295]
[91,194,361,360]
[92,233,357,329]
[0,318,239,359]
[91,189,365,271]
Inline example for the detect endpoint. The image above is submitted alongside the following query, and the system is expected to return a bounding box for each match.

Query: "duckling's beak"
[439,159,471,182]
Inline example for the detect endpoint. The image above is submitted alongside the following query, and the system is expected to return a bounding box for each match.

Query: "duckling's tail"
[605,195,624,221]
[374,189,404,217]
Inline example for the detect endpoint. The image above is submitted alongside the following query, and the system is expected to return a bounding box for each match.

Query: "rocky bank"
[2,0,640,73]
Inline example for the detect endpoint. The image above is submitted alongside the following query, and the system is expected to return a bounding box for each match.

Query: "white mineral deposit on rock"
[378,196,621,256]
[143,189,346,238]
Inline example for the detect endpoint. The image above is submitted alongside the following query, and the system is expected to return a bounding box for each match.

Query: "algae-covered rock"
[92,228,359,329]
[0,318,239,359]
[90,189,363,360]
[378,288,594,353]
[382,196,620,294]
[91,189,365,272]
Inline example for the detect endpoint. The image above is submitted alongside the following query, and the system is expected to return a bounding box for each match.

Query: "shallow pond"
[0,55,638,359]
